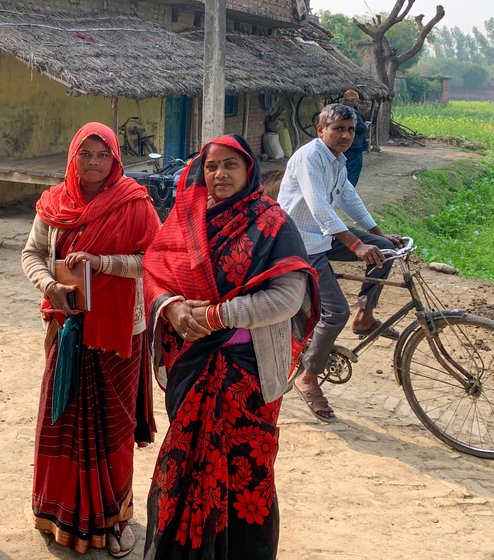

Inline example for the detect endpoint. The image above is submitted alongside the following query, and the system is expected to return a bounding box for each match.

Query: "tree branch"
[397,5,445,64]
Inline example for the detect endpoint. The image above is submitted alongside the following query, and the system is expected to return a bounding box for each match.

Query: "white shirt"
[278,138,376,255]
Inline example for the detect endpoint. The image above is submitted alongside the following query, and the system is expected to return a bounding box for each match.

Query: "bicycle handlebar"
[380,236,415,259]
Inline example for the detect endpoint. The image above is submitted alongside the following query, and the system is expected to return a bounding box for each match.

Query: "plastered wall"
[0,53,163,162]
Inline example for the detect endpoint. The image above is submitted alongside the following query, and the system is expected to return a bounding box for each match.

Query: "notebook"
[55,259,92,311]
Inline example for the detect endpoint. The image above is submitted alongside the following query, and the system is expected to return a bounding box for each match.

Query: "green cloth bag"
[51,314,84,424]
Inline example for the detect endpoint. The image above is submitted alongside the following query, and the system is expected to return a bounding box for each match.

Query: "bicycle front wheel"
[401,313,494,458]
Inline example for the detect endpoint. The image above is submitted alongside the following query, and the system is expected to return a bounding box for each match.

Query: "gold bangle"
[215,303,226,329]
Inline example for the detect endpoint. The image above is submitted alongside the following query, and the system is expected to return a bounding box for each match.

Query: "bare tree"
[354,1,445,142]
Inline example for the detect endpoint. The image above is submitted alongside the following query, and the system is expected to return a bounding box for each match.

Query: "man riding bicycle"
[278,102,402,422]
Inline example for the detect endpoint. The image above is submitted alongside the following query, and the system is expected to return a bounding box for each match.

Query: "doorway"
[164,96,190,160]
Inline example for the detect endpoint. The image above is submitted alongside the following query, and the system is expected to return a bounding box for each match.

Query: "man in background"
[341,89,369,188]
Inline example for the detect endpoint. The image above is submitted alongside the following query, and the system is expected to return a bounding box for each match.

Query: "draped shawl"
[37,121,160,357]
[143,134,319,402]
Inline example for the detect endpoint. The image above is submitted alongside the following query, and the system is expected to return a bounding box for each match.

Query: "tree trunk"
[376,100,392,144]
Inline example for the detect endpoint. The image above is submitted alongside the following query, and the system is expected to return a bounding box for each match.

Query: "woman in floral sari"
[22,122,160,557]
[143,134,319,559]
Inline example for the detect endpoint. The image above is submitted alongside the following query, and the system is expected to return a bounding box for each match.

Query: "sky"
[309,1,493,34]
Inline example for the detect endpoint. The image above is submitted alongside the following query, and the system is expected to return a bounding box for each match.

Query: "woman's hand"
[190,304,210,330]
[163,299,212,342]
[64,251,101,271]
[45,282,78,314]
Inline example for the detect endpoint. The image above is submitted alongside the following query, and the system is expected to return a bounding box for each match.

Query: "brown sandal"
[353,320,400,341]
[293,383,337,423]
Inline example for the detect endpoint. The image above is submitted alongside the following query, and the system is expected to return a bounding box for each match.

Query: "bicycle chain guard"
[318,350,353,385]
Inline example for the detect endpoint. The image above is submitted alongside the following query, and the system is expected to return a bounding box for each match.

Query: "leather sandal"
[352,319,400,341]
[293,382,336,423]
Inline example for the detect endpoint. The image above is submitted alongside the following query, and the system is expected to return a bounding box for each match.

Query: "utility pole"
[202,0,226,142]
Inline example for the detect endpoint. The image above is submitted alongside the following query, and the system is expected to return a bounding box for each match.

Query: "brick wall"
[224,94,265,155]
[6,0,296,26]
[226,0,295,23]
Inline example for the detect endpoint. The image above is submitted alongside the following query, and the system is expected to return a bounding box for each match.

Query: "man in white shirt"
[278,103,402,422]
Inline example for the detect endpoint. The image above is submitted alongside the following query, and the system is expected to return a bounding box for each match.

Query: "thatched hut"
[0,8,389,200]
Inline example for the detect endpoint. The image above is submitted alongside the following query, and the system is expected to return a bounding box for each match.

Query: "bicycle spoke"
[400,314,494,458]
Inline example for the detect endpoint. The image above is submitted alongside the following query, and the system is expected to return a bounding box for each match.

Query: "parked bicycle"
[119,116,158,156]
[288,237,494,459]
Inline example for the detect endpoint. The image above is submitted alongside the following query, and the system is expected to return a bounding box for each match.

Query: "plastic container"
[278,127,293,157]
[262,132,284,160]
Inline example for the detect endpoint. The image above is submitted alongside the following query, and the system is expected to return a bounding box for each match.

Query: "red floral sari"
[32,122,160,552]
[143,134,319,559]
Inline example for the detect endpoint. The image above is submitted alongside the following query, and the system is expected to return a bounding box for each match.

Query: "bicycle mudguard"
[392,308,467,385]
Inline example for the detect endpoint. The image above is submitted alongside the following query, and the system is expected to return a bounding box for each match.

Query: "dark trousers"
[346,151,363,187]
[301,228,394,375]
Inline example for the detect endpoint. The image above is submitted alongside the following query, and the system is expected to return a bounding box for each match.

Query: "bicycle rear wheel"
[141,138,158,155]
[401,313,494,458]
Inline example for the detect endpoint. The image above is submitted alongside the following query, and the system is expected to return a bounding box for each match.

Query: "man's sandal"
[293,384,337,423]
[352,319,400,341]
[107,522,135,558]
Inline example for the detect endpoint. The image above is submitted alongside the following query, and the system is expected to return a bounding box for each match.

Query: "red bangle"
[349,239,362,252]
[206,304,225,331]
[205,305,215,330]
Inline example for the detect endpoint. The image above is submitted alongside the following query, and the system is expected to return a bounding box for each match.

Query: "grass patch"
[393,101,494,151]
[375,159,494,280]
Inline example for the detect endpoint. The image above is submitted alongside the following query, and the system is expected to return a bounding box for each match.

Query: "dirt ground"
[1,142,494,560]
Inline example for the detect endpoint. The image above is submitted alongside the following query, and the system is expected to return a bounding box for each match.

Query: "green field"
[393,101,494,150]
[379,100,494,279]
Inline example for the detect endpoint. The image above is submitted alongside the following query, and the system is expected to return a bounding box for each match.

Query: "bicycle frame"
[334,249,474,391]
[334,253,423,358]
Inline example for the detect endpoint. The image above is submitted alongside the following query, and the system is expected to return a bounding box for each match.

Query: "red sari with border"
[32,122,160,552]
[143,134,319,559]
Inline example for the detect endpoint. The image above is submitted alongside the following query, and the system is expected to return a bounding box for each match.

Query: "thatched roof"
[0,10,389,100]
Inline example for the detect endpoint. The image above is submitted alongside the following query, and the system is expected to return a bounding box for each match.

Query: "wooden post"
[191,97,200,152]
[202,0,226,142]
[241,93,250,139]
[111,97,119,134]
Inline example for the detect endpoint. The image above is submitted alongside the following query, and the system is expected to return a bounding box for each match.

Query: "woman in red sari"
[22,122,161,557]
[143,134,319,559]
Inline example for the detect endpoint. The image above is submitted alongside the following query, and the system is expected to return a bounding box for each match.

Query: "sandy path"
[1,143,493,560]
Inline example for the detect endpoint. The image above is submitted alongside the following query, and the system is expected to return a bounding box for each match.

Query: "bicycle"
[288,237,494,459]
[119,116,158,157]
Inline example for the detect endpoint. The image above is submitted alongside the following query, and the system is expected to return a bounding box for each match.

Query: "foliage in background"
[317,10,429,70]
[414,56,491,90]
[316,9,494,93]
[392,101,494,150]
[375,163,494,280]
[431,19,494,66]
[413,18,494,89]
[380,100,494,279]
[318,11,366,65]
[395,72,445,103]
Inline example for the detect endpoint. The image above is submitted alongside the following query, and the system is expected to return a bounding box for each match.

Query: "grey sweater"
[221,271,307,402]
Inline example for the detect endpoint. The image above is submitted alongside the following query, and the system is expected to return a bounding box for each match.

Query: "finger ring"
[179,327,190,339]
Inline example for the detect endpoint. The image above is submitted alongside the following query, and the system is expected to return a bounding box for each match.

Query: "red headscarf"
[37,122,160,357]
